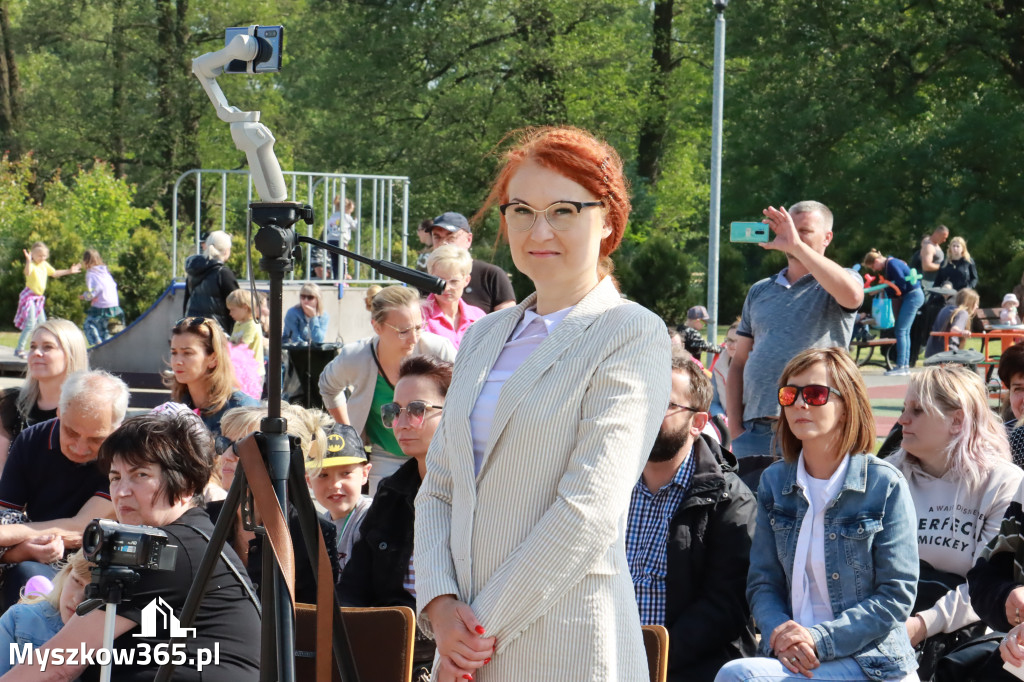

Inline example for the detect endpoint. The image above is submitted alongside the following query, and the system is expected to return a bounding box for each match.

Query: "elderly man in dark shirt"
[0,369,128,608]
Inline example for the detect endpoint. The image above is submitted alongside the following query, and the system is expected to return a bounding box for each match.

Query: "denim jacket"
[748,453,919,681]
[0,601,63,674]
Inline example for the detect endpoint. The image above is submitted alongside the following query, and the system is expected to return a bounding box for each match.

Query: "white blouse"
[470,305,574,474]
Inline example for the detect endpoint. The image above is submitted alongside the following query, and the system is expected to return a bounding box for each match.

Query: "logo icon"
[133,597,196,638]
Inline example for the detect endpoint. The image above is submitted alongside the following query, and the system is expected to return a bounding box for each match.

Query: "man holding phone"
[725,201,863,458]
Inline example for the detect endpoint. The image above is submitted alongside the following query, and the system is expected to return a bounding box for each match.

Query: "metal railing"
[171,169,411,282]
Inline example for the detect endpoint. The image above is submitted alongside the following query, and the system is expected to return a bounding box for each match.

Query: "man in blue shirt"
[627,355,757,682]
[726,201,864,457]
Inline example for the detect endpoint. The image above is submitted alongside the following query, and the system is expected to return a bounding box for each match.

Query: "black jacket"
[338,457,420,609]
[665,435,758,682]
[338,458,434,664]
[935,257,978,291]
[184,254,239,333]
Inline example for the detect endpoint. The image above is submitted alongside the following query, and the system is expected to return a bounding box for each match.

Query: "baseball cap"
[306,424,368,470]
[687,306,710,321]
[431,212,471,234]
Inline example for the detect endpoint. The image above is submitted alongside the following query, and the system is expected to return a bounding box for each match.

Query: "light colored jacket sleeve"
[918,462,1024,637]
[464,310,670,647]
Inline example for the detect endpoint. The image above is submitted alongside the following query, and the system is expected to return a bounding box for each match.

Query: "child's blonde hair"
[30,241,48,256]
[21,549,94,611]
[226,289,253,313]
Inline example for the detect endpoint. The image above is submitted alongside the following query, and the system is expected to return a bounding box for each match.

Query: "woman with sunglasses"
[716,347,919,682]
[319,285,455,493]
[889,365,1020,677]
[282,283,329,345]
[415,127,671,681]
[338,355,453,676]
[164,316,259,442]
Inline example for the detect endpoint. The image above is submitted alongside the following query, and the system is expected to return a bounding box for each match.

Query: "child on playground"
[305,424,372,572]
[225,289,265,398]
[79,249,124,346]
[14,242,80,358]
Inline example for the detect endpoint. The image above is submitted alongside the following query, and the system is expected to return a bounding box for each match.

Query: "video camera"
[82,519,178,571]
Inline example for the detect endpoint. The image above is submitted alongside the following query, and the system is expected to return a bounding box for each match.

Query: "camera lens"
[82,522,102,559]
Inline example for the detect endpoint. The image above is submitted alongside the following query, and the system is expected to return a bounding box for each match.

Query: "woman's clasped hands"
[771,620,820,679]
[425,595,495,682]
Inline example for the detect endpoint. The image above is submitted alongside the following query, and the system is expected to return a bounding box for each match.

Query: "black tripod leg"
[288,453,359,682]
[154,466,248,682]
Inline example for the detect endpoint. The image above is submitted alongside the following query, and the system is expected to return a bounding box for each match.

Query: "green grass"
[0,332,18,349]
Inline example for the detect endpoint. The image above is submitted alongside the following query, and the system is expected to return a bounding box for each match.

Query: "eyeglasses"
[498,200,604,232]
[299,294,316,300]
[667,401,701,414]
[381,401,443,428]
[383,322,423,339]
[778,384,843,407]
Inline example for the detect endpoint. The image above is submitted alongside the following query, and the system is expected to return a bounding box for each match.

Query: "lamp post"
[706,0,727,351]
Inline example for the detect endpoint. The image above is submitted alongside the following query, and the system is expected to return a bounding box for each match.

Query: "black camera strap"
[175,522,262,616]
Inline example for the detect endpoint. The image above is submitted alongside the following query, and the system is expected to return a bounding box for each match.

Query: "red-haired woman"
[415,127,671,681]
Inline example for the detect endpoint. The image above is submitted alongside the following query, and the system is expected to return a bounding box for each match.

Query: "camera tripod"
[155,202,443,682]
[77,566,140,682]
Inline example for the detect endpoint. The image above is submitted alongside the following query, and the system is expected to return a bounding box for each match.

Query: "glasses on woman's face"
[381,401,443,428]
[498,200,604,232]
[383,322,423,340]
[778,384,843,407]
[300,294,316,301]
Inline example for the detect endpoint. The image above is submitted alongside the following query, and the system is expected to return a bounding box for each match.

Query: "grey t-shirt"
[737,268,860,422]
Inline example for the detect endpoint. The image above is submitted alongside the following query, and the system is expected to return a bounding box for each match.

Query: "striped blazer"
[415,277,672,681]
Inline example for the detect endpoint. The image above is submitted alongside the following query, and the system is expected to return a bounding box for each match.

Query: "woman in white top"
[716,347,919,682]
[890,364,1021,675]
[414,127,671,681]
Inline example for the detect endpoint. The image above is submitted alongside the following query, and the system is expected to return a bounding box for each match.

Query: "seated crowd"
[6,270,1024,681]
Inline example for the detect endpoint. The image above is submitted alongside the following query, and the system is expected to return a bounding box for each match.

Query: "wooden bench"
[850,338,896,370]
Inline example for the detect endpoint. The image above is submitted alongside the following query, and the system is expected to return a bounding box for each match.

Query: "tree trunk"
[636,0,674,184]
[0,0,21,156]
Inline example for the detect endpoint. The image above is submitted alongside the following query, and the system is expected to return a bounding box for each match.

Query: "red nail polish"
[484,658,491,665]
[463,676,473,681]
[475,625,486,635]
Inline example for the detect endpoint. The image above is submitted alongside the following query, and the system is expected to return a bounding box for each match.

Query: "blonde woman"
[422,245,486,349]
[936,236,978,291]
[319,285,455,490]
[924,288,979,358]
[163,316,259,441]
[0,320,88,466]
[183,230,239,333]
[891,365,1021,677]
[0,550,94,674]
[282,283,328,345]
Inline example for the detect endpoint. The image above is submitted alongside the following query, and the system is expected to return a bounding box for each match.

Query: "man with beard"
[626,354,757,682]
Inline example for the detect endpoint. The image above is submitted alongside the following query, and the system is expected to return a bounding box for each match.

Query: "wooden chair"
[296,603,416,682]
[642,624,669,682]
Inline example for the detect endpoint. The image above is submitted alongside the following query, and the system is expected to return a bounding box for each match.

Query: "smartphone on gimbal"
[224,25,283,74]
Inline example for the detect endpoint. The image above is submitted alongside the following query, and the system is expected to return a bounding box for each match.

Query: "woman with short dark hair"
[0,412,260,681]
